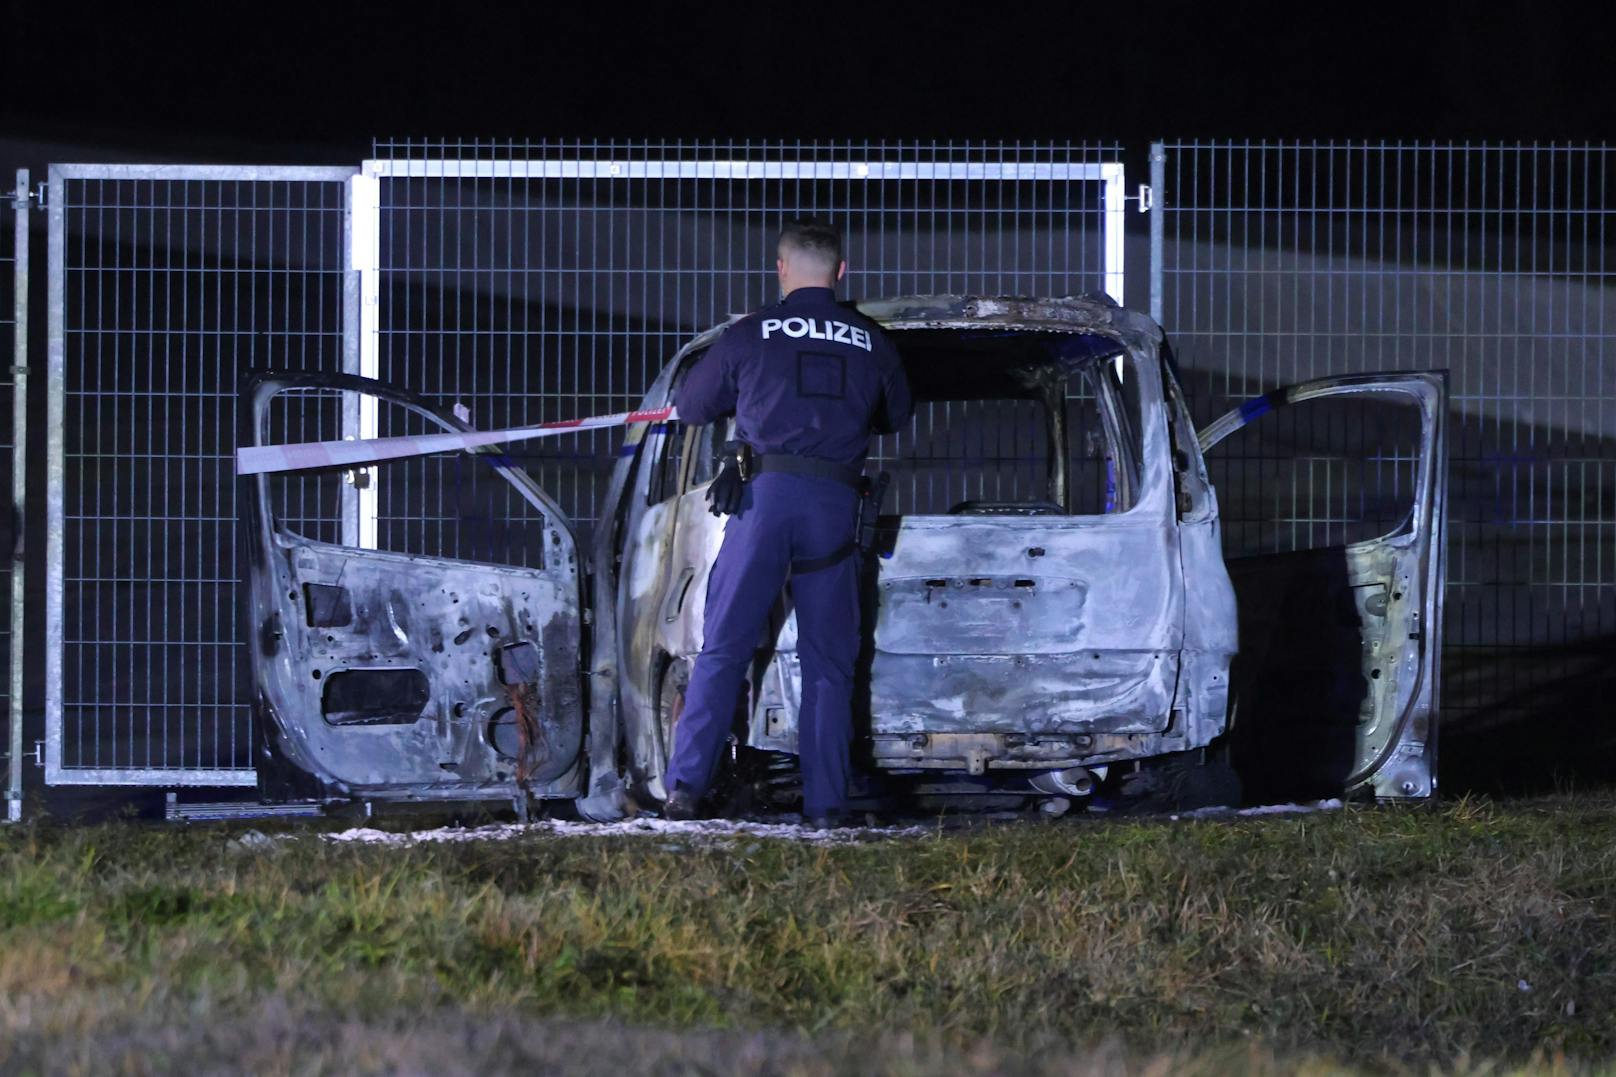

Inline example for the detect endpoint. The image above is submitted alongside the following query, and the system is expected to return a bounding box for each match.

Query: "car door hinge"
[582,609,592,625]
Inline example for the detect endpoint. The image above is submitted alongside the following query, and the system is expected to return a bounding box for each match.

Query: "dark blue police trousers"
[666,471,861,818]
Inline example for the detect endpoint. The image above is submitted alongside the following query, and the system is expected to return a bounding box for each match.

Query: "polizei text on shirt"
[760,317,873,352]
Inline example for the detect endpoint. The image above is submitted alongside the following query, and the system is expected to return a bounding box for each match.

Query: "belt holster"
[857,470,892,555]
[722,440,754,481]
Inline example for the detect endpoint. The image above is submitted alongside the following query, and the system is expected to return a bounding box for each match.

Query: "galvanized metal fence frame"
[4,170,25,819]
[46,164,358,786]
[1148,140,1614,746]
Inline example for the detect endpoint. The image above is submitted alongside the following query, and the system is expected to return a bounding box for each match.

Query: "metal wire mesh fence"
[1153,142,1615,773]
[1204,392,1426,556]
[364,139,1125,547]
[46,166,354,784]
[263,384,554,568]
[41,137,1611,793]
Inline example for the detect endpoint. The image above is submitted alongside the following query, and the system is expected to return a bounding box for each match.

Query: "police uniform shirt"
[677,287,914,468]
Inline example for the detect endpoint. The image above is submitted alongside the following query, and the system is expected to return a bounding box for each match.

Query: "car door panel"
[245,373,585,803]
[1198,372,1447,800]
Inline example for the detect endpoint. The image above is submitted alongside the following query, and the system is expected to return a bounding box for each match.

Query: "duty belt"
[751,452,864,490]
[721,444,889,573]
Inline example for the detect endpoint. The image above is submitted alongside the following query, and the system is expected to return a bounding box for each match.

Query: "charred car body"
[244,297,1446,816]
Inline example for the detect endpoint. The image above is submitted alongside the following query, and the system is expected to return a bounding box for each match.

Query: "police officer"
[664,219,913,827]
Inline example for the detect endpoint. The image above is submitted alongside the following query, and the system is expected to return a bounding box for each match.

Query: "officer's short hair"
[777,218,843,272]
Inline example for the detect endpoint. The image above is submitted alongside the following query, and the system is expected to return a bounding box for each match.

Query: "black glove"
[706,456,744,517]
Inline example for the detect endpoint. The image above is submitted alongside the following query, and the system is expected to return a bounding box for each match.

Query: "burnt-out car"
[243,296,1446,817]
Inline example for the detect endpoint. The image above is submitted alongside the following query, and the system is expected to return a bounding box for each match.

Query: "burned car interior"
[865,329,1143,518]
[657,330,1143,519]
[242,296,1445,818]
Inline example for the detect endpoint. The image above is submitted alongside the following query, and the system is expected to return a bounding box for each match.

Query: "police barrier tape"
[235,405,678,476]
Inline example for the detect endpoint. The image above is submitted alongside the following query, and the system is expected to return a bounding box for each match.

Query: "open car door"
[1197,372,1447,801]
[243,373,586,805]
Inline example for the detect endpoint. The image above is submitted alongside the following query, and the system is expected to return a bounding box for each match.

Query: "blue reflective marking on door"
[1238,394,1274,423]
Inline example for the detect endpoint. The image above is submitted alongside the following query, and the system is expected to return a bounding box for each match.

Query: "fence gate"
[1150,141,1615,784]
[44,143,1126,789]
[45,165,357,785]
[3,171,25,818]
[354,140,1127,544]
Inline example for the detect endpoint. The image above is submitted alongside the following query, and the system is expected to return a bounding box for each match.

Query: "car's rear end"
[779,298,1237,803]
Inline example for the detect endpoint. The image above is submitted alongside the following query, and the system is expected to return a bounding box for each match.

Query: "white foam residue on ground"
[315,799,1348,847]
[1176,798,1345,820]
[323,816,931,848]
[1239,798,1344,816]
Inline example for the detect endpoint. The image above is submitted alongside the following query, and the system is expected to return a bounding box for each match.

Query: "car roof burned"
[855,294,1160,341]
[676,294,1161,389]
[850,295,1151,403]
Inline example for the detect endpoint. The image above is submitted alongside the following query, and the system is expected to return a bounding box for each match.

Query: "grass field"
[1,796,1613,1075]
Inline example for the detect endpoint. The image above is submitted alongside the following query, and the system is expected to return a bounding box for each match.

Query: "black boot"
[663,789,701,821]
[807,810,853,831]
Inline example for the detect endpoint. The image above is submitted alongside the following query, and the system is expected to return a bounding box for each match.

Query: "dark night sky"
[2,1,1612,160]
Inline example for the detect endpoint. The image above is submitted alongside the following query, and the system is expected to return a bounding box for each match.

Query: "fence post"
[348,170,381,550]
[44,166,63,787]
[6,170,26,822]
[1149,142,1165,325]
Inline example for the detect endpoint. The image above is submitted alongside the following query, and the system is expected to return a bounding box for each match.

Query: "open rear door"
[1198,373,1447,801]
[243,373,586,805]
